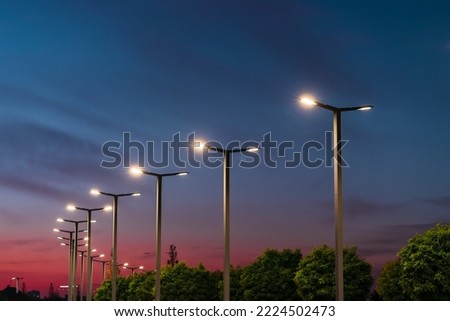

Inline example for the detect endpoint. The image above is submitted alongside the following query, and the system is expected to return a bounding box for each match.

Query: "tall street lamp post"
[93,259,109,281]
[203,144,259,301]
[90,189,140,301]
[56,218,87,300]
[66,205,110,301]
[89,253,105,295]
[53,228,74,300]
[130,168,188,301]
[300,96,373,300]
[11,277,24,294]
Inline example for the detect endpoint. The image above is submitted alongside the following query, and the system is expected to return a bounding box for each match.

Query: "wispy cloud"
[346,198,404,218]
[422,195,450,207]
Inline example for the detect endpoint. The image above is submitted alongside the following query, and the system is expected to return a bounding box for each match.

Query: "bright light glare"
[299,97,317,106]
[99,254,105,258]
[90,189,100,195]
[129,167,143,176]
[132,192,141,197]
[53,228,60,232]
[123,262,129,266]
[246,147,259,153]
[139,266,144,269]
[56,218,64,222]
[178,172,188,176]
[358,106,373,111]
[60,243,66,246]
[91,249,97,252]
[193,140,206,149]
[66,204,76,211]
[104,206,112,212]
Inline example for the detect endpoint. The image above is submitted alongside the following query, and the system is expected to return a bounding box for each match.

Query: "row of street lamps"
[52,95,372,301]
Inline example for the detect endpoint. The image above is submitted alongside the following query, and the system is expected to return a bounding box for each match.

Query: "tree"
[377,259,405,300]
[47,282,60,300]
[397,223,450,300]
[294,245,373,300]
[94,276,130,301]
[126,272,155,301]
[160,263,220,300]
[240,248,302,300]
[167,244,179,267]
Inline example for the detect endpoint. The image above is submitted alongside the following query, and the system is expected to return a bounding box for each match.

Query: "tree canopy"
[294,245,373,300]
[240,248,302,300]
[378,223,450,300]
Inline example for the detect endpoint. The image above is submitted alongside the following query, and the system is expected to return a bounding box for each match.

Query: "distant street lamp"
[130,168,188,301]
[93,259,109,281]
[55,218,87,301]
[11,277,24,294]
[203,143,259,301]
[90,189,140,301]
[299,96,373,301]
[78,249,88,300]
[89,253,105,296]
[123,264,144,275]
[67,205,110,301]
[53,228,74,300]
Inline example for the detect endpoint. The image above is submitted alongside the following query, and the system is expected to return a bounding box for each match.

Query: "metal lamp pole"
[204,144,259,301]
[93,259,109,281]
[11,277,24,294]
[56,218,87,300]
[129,168,188,301]
[67,205,108,300]
[90,189,140,301]
[89,253,105,296]
[54,229,74,300]
[299,97,373,300]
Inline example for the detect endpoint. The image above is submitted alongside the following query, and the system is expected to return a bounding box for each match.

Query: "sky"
[1,0,449,297]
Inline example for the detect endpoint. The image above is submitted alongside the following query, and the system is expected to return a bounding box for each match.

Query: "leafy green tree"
[94,276,130,301]
[160,263,220,300]
[240,248,302,300]
[294,245,373,300]
[217,266,244,300]
[397,223,450,300]
[127,272,155,300]
[377,259,406,300]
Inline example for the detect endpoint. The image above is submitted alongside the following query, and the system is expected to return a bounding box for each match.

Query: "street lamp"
[66,205,110,301]
[93,259,109,281]
[89,253,105,297]
[53,228,75,300]
[123,264,144,275]
[90,188,140,301]
[55,218,87,300]
[11,277,24,294]
[299,96,373,301]
[130,167,188,301]
[203,143,259,301]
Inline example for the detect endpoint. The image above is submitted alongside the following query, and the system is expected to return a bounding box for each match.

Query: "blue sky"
[0,0,449,294]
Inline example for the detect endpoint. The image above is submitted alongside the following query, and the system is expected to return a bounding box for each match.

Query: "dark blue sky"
[1,0,449,294]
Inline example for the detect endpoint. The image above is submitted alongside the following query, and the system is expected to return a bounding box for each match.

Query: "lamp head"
[356,106,373,111]
[129,167,143,176]
[299,96,317,107]
[90,189,100,196]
